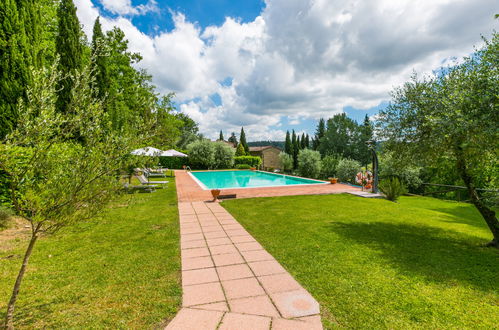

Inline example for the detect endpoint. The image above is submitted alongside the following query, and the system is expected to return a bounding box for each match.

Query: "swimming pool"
[189,170,327,190]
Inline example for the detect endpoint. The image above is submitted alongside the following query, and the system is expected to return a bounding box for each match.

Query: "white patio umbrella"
[130,147,163,156]
[160,149,188,157]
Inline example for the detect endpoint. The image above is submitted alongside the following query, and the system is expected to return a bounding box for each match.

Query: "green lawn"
[222,194,499,329]
[0,179,181,328]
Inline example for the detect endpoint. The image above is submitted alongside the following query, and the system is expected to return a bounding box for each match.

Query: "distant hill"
[247,141,285,149]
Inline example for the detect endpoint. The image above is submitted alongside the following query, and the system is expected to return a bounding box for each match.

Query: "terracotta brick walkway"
[166,203,323,330]
[175,170,360,202]
[166,170,360,329]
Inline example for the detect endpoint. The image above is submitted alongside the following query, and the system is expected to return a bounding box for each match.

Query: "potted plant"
[328,177,338,184]
[211,189,221,201]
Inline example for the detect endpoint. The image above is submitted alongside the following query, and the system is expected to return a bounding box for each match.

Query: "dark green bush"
[235,164,251,169]
[234,156,261,167]
[379,177,407,202]
[158,156,190,169]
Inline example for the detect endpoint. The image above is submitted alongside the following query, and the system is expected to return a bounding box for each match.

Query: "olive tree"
[213,142,235,169]
[278,152,293,173]
[187,140,215,169]
[297,149,321,178]
[378,33,499,247]
[336,158,361,184]
[0,64,142,328]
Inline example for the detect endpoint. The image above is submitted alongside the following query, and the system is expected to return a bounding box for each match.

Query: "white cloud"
[75,0,498,140]
[100,0,158,16]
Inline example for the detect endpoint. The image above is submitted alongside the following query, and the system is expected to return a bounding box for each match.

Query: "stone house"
[249,146,282,170]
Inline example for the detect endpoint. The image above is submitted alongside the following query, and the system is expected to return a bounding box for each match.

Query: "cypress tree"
[313,118,326,150]
[56,0,84,113]
[305,134,310,148]
[18,0,43,67]
[235,142,246,156]
[291,130,298,169]
[240,127,249,153]
[284,131,292,155]
[301,133,306,149]
[358,114,373,167]
[296,135,301,150]
[90,16,109,100]
[0,0,34,138]
[219,130,224,141]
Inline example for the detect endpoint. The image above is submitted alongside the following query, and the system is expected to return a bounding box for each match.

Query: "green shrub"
[234,156,261,167]
[235,143,246,156]
[213,142,235,169]
[187,140,215,169]
[278,152,293,173]
[235,164,251,169]
[0,206,13,229]
[379,177,407,202]
[159,149,190,169]
[0,146,33,207]
[297,149,322,179]
[321,154,340,178]
[379,152,422,192]
[336,158,362,184]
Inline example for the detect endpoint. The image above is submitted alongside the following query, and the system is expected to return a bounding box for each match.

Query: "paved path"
[166,201,323,330]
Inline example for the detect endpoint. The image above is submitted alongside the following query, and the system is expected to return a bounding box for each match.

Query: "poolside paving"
[166,199,324,330]
[175,169,360,202]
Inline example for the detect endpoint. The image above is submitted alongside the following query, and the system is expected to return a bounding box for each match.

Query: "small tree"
[240,127,249,154]
[228,132,238,146]
[336,158,362,184]
[379,177,407,202]
[187,140,215,169]
[1,64,139,328]
[213,142,234,169]
[278,152,293,173]
[321,155,340,178]
[219,130,224,141]
[235,142,246,156]
[297,149,322,179]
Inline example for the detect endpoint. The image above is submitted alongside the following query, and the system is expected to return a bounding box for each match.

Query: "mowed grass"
[222,194,499,329]
[0,179,181,328]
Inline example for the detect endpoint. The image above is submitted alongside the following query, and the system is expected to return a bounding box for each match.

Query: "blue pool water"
[190,170,326,189]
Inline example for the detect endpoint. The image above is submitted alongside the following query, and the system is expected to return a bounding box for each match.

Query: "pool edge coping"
[187,170,329,191]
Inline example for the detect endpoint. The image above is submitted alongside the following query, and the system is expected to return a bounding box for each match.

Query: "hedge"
[234,156,261,167]
[158,156,191,169]
[235,164,252,169]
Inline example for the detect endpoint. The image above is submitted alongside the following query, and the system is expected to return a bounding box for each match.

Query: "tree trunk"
[4,233,39,329]
[455,147,499,248]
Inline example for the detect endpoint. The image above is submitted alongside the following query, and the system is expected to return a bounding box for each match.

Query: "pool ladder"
[185,166,192,172]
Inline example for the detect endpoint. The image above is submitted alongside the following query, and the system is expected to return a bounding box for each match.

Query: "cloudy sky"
[74,0,498,141]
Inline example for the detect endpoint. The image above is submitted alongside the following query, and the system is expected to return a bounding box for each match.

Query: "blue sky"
[76,0,498,141]
[94,0,266,35]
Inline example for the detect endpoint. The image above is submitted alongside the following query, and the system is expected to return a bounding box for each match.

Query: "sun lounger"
[123,183,158,193]
[136,174,169,185]
[144,168,168,178]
